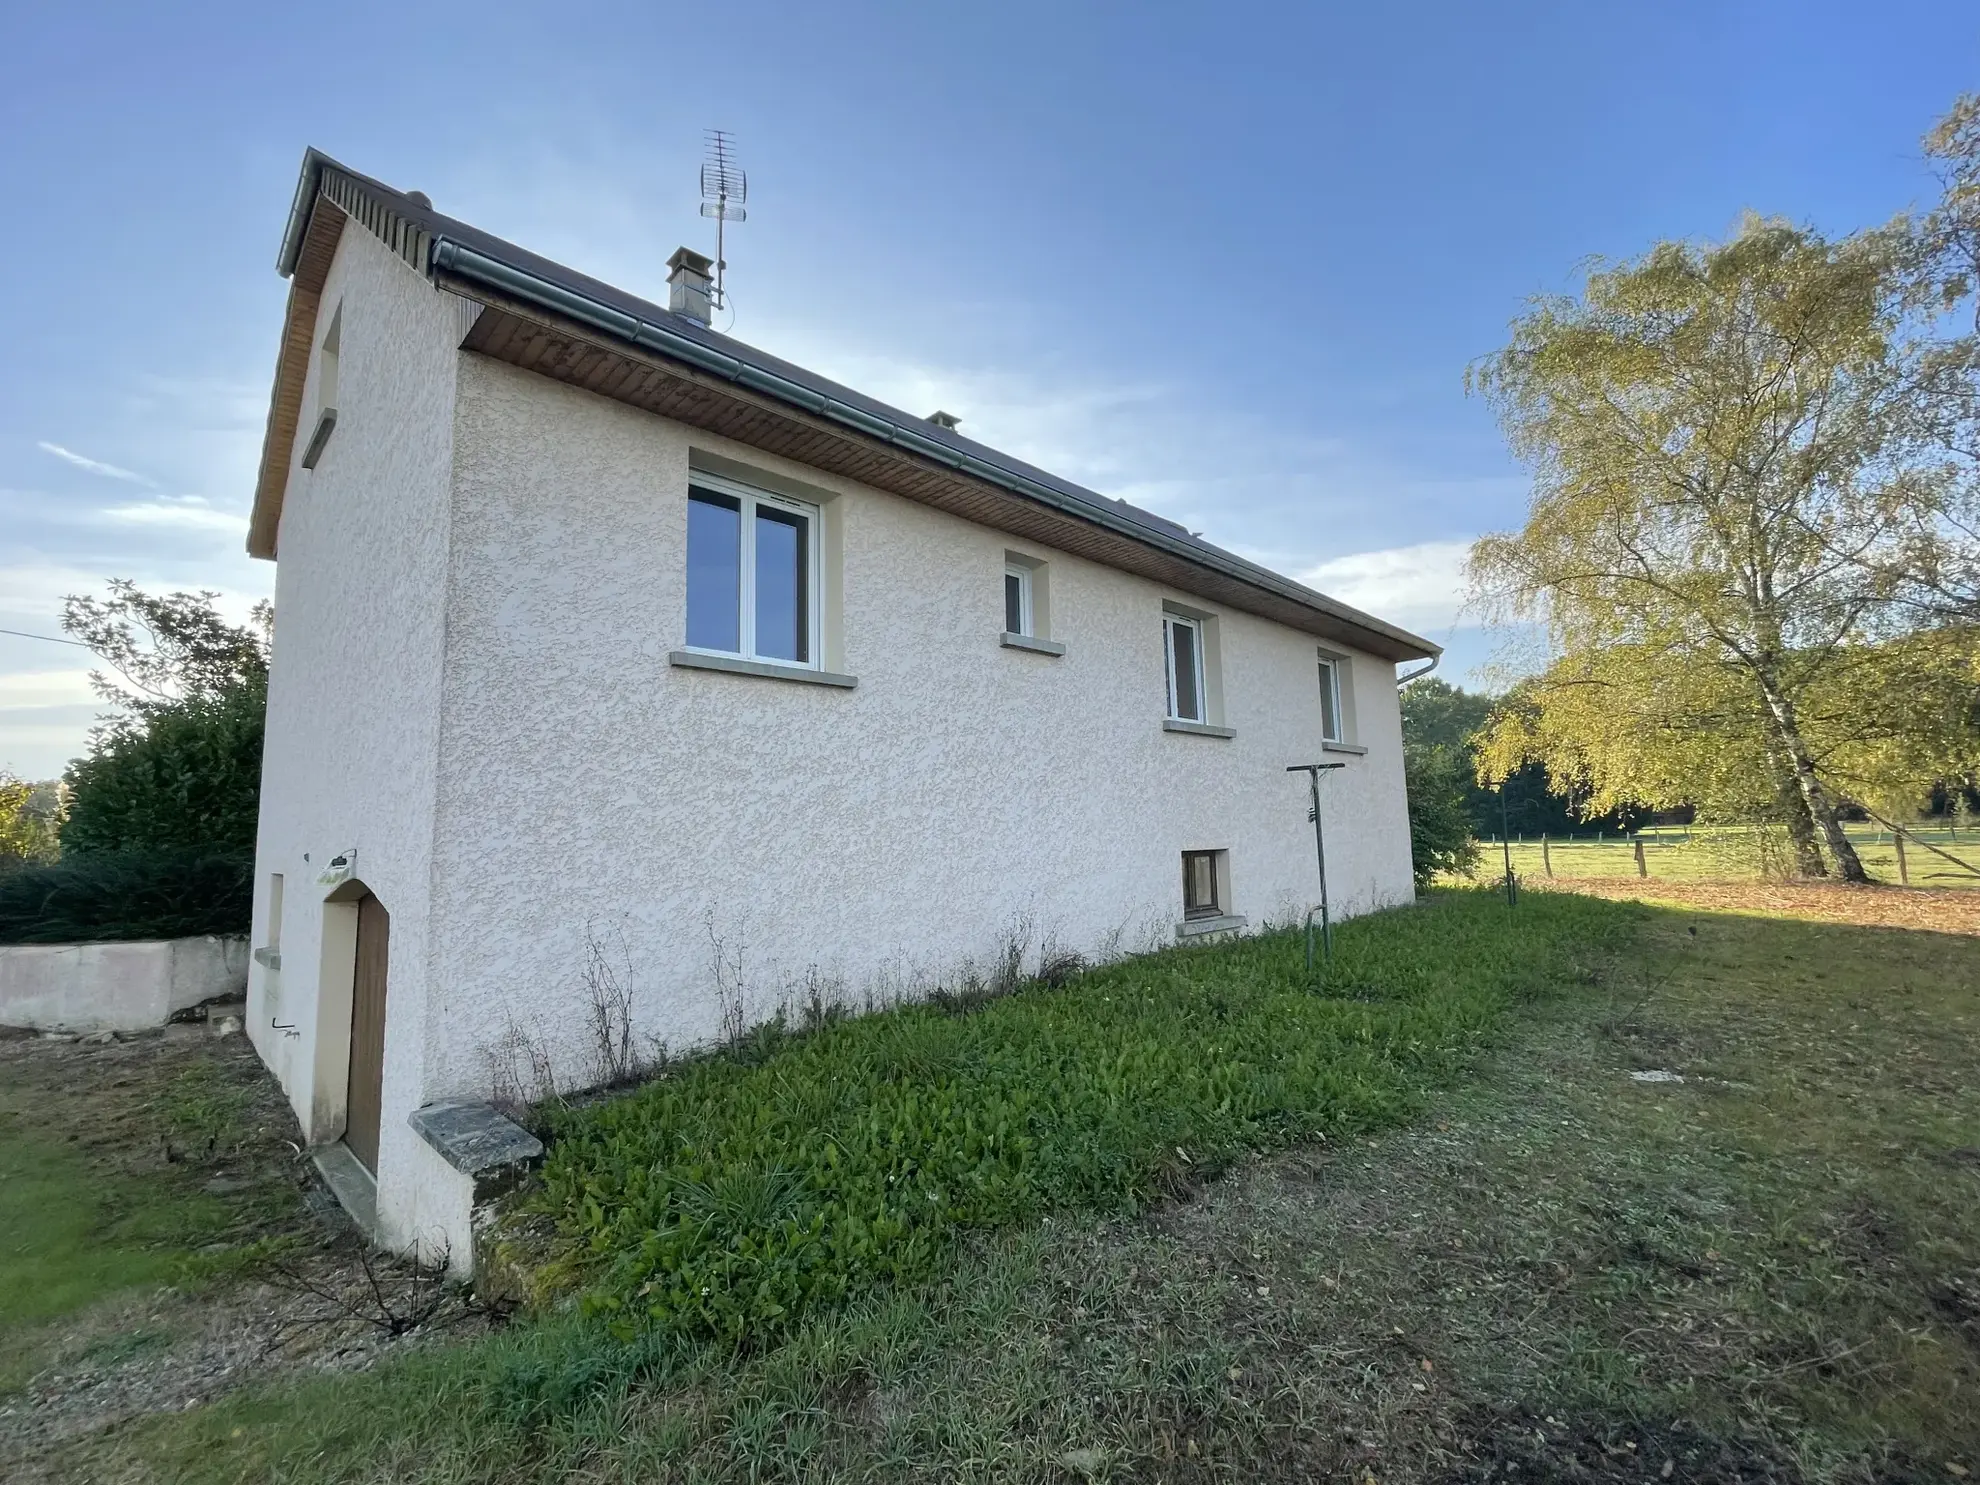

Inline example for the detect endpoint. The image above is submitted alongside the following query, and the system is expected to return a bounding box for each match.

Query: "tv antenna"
[699,130,746,313]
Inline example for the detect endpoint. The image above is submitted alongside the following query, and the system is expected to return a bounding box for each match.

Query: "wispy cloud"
[1300,539,1474,632]
[0,669,97,709]
[37,441,157,487]
[99,496,249,535]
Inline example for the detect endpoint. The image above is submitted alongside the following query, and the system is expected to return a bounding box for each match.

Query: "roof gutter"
[427,235,1438,661]
[276,148,332,278]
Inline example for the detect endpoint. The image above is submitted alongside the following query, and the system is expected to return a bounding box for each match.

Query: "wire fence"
[1484,821,1980,890]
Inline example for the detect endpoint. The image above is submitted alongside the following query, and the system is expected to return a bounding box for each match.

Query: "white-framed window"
[686,475,820,666]
[1004,562,1034,637]
[1317,656,1344,742]
[1164,613,1206,723]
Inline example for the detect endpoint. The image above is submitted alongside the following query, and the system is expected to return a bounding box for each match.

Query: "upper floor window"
[301,302,342,471]
[686,478,817,666]
[1317,656,1343,742]
[1164,613,1205,723]
[1004,563,1033,637]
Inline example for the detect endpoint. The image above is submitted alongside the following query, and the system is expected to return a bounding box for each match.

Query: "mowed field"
[1489,822,1980,891]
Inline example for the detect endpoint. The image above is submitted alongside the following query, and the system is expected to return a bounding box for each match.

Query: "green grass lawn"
[37,887,1980,1483]
[0,1037,307,1396]
[1487,821,1980,888]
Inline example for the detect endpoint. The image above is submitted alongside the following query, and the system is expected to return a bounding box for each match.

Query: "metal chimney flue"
[667,247,714,326]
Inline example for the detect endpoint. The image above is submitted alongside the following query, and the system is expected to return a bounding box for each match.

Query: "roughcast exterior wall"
[245,224,471,1257]
[248,242,1419,1272]
[412,355,1416,1109]
[0,936,248,1033]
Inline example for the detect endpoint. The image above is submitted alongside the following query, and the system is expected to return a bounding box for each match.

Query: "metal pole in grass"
[1499,779,1518,907]
[1288,763,1347,969]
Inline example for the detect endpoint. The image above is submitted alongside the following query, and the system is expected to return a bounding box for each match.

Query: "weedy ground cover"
[531,888,1624,1341]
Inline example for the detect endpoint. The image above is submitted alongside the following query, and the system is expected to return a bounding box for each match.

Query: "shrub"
[1404,743,1483,885]
[61,676,264,856]
[535,889,1630,1344]
[0,848,253,944]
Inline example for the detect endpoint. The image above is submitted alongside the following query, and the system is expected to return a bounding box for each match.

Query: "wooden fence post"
[1634,838,1648,877]
[1542,836,1553,878]
[1895,828,1909,886]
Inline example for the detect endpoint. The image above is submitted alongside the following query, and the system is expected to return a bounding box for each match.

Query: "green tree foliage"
[61,578,271,722]
[1468,207,1980,881]
[60,676,266,856]
[1400,678,1649,838]
[27,584,272,940]
[0,773,63,866]
[1402,740,1480,885]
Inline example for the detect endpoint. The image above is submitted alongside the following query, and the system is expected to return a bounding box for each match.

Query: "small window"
[267,873,284,950]
[1004,563,1033,637]
[319,304,341,414]
[686,480,818,666]
[1317,657,1343,742]
[301,304,342,470]
[1164,614,1205,722]
[1182,850,1223,920]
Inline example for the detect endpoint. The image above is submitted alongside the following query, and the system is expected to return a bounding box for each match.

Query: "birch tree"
[1467,218,1948,881]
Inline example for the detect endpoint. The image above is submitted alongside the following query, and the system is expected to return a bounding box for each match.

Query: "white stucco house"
[242,150,1439,1267]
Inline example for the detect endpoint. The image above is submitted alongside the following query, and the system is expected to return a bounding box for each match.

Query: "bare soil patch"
[1529,876,1980,935]
[0,1015,495,1479]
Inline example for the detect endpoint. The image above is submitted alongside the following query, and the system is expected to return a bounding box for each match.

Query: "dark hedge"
[0,848,253,944]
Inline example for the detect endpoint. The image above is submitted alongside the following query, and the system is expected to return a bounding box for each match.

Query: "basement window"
[1182,850,1225,920]
[685,475,819,667]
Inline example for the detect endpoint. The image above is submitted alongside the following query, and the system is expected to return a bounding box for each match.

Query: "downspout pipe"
[1396,654,1440,688]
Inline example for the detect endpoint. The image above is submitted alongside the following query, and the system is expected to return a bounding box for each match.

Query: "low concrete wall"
[0,936,249,1033]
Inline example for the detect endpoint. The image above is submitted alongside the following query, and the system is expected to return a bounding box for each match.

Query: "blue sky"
[1,1,1972,778]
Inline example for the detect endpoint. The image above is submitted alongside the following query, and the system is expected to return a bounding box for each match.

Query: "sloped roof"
[251,150,1439,664]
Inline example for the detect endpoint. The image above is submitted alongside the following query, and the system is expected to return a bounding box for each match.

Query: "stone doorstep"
[310,1142,378,1236]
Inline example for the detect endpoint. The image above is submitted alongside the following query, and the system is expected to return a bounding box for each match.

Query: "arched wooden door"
[345,892,390,1174]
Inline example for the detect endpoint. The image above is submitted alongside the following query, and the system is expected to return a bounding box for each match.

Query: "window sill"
[999,632,1066,656]
[1321,740,1368,756]
[1163,719,1235,739]
[668,650,857,688]
[300,407,338,470]
[1176,913,1247,939]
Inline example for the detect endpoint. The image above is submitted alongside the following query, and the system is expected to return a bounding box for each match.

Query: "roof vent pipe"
[925,410,961,430]
[667,247,714,326]
[406,190,432,208]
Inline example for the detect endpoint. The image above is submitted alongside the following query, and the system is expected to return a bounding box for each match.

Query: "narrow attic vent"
[925,410,961,430]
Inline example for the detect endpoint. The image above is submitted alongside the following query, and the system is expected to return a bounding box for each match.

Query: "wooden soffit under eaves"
[247,202,350,560]
[443,282,1427,662]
